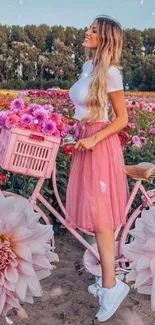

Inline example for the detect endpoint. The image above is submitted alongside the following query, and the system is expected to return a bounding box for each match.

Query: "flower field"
[0,90,155,219]
[0,89,155,157]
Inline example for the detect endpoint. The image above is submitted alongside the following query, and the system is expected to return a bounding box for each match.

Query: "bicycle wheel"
[119,195,155,270]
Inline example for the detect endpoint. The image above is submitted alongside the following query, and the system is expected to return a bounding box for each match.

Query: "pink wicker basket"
[0,127,61,178]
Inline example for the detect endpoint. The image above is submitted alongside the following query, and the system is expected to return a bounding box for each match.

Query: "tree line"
[0,24,155,90]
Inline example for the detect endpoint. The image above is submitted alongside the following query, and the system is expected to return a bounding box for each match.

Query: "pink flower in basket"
[60,125,68,137]
[1,98,70,141]
[29,123,41,132]
[10,98,25,111]
[33,107,49,125]
[52,130,61,137]
[5,113,20,129]
[42,120,57,136]
[21,114,34,125]
[50,113,62,124]
[18,108,33,116]
[0,192,58,320]
[0,111,8,128]
[27,103,42,111]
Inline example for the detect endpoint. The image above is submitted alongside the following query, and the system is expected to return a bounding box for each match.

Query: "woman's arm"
[93,90,128,144]
[75,89,128,151]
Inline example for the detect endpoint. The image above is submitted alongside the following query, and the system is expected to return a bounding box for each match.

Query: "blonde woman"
[66,16,129,322]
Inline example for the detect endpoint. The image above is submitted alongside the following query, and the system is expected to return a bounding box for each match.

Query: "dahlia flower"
[138,130,145,136]
[139,102,145,109]
[33,107,49,124]
[50,113,62,124]
[42,120,57,136]
[123,206,155,311]
[10,99,25,111]
[149,128,155,136]
[27,103,42,111]
[43,104,54,112]
[20,114,34,125]
[60,125,68,137]
[132,135,142,149]
[75,123,81,140]
[0,111,8,128]
[151,120,155,127]
[0,192,58,319]
[5,114,20,129]
[128,122,136,129]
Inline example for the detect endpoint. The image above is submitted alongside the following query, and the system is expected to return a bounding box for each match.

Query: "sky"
[0,0,155,30]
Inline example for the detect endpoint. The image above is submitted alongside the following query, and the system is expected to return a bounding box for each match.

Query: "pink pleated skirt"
[66,122,128,232]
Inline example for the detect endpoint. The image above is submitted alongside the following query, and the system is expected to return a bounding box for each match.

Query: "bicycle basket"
[0,127,60,178]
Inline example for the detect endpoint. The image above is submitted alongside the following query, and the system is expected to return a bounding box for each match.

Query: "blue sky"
[0,0,155,30]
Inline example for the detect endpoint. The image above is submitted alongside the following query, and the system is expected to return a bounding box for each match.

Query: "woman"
[66,15,129,322]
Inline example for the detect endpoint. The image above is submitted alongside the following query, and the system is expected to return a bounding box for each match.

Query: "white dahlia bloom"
[123,206,155,311]
[0,192,58,318]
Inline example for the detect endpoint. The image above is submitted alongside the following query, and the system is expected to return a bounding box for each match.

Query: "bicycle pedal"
[74,262,84,275]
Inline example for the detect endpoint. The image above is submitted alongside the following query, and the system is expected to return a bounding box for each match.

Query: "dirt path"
[2,233,155,325]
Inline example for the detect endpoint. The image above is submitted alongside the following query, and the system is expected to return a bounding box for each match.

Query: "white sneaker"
[95,278,130,322]
[88,277,102,296]
[88,274,124,296]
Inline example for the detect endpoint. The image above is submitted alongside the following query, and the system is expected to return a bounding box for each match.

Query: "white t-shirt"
[69,60,123,122]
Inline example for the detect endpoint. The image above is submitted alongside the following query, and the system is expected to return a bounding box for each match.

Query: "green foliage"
[0,24,154,90]
[0,78,74,90]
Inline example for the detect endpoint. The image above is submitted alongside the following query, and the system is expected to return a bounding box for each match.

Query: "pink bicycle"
[0,127,155,277]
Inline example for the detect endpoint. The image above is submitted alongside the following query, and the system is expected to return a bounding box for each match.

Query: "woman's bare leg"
[95,230,115,288]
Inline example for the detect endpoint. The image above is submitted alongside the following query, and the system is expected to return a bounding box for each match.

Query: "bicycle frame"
[27,164,154,264]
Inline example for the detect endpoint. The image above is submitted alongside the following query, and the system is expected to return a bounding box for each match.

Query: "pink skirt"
[66,122,128,232]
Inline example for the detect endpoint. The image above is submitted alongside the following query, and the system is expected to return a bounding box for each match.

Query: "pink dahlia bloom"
[42,120,57,136]
[140,137,147,145]
[128,122,136,129]
[10,98,25,111]
[27,103,42,111]
[50,113,62,124]
[151,119,155,127]
[5,114,20,129]
[138,129,145,136]
[149,128,155,136]
[0,192,58,319]
[20,114,34,125]
[33,107,49,125]
[60,125,68,137]
[139,102,145,110]
[0,111,8,128]
[123,206,155,311]
[132,135,142,149]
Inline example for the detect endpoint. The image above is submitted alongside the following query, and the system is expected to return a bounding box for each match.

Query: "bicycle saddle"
[125,162,155,183]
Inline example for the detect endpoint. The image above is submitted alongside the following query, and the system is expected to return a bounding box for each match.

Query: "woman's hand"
[75,136,97,151]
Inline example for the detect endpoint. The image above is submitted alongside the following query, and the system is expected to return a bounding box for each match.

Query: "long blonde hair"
[86,16,123,122]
